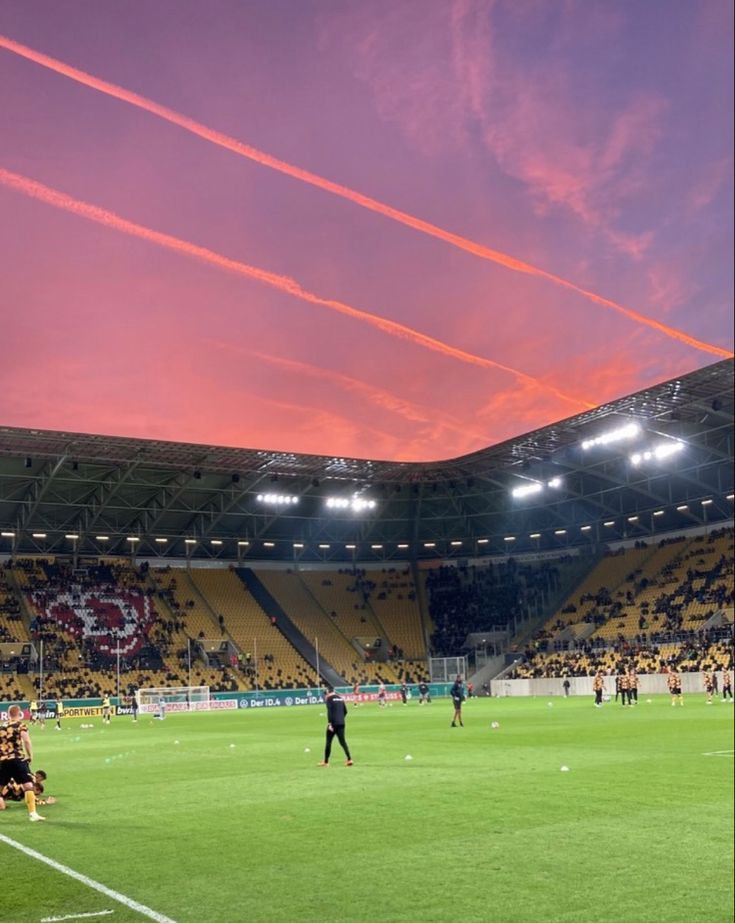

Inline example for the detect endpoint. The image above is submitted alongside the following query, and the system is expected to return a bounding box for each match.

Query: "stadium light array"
[727,494,735,501]
[554,529,567,536]
[701,499,713,506]
[237,541,250,547]
[423,542,436,548]
[653,510,665,517]
[398,543,409,550]
[511,477,563,499]
[630,441,684,466]
[32,532,47,539]
[65,533,79,540]
[477,538,489,545]
[126,537,140,543]
[184,539,197,545]
[211,539,223,546]
[628,516,639,523]
[580,525,592,532]
[581,421,641,450]
[96,535,109,541]
[603,521,615,527]
[676,505,689,512]
[529,533,541,539]
[257,493,299,506]
[371,544,383,550]
[318,543,330,549]
[504,536,516,542]
[155,538,168,544]
[450,541,462,547]
[345,544,356,550]
[325,495,377,512]
[293,543,304,549]
[1,531,15,538]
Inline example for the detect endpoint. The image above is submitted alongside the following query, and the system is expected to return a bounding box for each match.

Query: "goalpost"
[137,685,210,714]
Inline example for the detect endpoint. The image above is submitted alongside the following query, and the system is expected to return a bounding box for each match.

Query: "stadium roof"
[1,359,732,562]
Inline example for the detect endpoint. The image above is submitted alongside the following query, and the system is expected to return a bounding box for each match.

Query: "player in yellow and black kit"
[722,668,733,702]
[102,695,112,725]
[704,671,715,704]
[627,669,639,705]
[0,704,45,820]
[667,669,683,706]
[55,699,65,731]
[593,672,605,707]
[618,671,629,706]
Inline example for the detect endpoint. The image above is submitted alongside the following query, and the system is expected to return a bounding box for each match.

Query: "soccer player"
[102,695,113,724]
[592,672,605,707]
[377,683,387,708]
[618,670,629,706]
[722,668,733,702]
[1,771,55,808]
[54,699,64,731]
[628,668,639,705]
[29,700,39,724]
[0,704,45,820]
[131,690,139,722]
[319,689,353,767]
[418,681,431,705]
[704,670,715,704]
[399,681,408,705]
[667,669,683,706]
[450,675,465,727]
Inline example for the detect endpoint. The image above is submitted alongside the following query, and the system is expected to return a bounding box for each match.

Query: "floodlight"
[580,525,592,532]
[653,510,665,517]
[65,534,79,540]
[293,543,304,549]
[504,536,516,542]
[581,422,641,450]
[547,477,562,488]
[371,544,383,550]
[529,533,541,539]
[263,542,275,548]
[325,495,376,512]
[96,535,110,541]
[1,531,15,538]
[210,540,223,546]
[627,516,639,523]
[318,544,330,549]
[631,441,684,466]
[237,541,250,547]
[184,539,197,545]
[126,536,139,543]
[701,499,713,506]
[423,542,436,548]
[345,544,356,550]
[450,541,462,547]
[257,493,298,505]
[511,482,543,499]
[32,532,47,539]
[477,538,489,544]
[554,530,567,536]
[727,494,734,501]
[155,538,168,544]
[676,505,688,512]
[397,543,409,549]
[603,521,615,527]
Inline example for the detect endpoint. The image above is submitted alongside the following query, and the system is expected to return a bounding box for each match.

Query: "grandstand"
[0,360,732,696]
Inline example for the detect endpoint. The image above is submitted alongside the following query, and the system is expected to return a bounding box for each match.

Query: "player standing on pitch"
[0,704,45,821]
[450,675,465,727]
[319,688,353,767]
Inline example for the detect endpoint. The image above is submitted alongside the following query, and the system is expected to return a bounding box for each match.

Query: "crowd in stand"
[427,559,563,655]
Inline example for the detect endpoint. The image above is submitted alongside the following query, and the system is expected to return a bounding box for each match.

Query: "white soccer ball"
[404,754,413,761]
[304,747,311,753]
[174,739,180,745]
[547,702,553,708]
[560,765,570,772]
[491,721,500,729]
[229,743,236,749]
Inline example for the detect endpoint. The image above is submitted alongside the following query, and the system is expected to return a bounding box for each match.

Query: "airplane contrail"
[0,33,730,360]
[0,166,591,409]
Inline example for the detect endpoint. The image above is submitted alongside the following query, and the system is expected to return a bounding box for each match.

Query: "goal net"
[137,686,210,714]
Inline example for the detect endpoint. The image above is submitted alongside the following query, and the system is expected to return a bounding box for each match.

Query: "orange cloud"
[0,32,728,359]
[0,165,592,411]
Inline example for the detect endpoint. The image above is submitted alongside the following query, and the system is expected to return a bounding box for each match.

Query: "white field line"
[41,912,115,922]
[702,750,734,756]
[0,833,178,923]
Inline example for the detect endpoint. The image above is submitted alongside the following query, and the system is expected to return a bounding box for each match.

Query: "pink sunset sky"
[0,0,732,462]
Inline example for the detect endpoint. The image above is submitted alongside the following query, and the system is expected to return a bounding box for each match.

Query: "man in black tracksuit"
[319,690,353,767]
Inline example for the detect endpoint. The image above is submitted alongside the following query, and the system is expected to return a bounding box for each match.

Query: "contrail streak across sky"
[0,166,592,409]
[0,32,729,360]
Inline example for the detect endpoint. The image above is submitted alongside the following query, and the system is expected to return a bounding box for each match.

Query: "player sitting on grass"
[0,704,45,821]
[0,770,56,809]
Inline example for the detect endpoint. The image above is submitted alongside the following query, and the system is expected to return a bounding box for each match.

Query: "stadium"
[1,4,733,923]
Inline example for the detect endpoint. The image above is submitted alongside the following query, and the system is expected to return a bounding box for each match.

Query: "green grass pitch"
[2,696,733,923]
